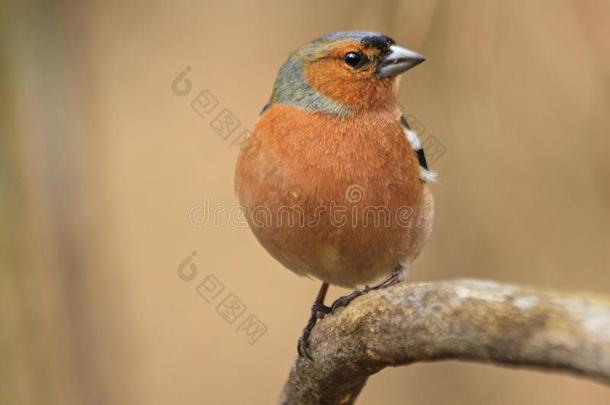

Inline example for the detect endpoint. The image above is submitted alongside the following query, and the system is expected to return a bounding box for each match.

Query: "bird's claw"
[297,329,313,360]
[330,267,403,313]
[330,289,367,313]
[297,302,331,360]
[297,268,403,359]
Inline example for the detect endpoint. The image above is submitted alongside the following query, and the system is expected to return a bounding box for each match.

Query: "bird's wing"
[259,102,272,115]
[400,115,437,183]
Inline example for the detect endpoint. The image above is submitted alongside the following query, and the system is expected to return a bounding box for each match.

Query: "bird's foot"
[296,267,404,359]
[297,301,331,360]
[330,266,403,313]
[330,289,367,313]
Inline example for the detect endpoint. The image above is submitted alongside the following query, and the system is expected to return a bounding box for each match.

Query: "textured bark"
[279,279,610,404]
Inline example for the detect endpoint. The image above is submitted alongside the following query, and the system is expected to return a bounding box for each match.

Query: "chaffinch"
[235,31,435,359]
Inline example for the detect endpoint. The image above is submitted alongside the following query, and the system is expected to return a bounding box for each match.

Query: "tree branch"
[279,279,610,404]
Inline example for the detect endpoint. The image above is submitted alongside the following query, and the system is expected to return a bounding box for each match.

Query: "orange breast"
[235,104,425,287]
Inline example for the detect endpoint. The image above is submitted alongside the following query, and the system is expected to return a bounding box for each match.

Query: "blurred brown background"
[2,0,609,404]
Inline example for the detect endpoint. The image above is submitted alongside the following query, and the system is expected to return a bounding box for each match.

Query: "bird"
[235,31,435,359]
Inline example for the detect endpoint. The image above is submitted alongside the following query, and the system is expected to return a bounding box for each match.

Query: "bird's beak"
[377,45,426,78]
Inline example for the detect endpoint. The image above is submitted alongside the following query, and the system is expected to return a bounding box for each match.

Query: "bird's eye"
[344,51,365,68]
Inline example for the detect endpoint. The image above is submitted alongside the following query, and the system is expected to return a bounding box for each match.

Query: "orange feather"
[235,103,432,288]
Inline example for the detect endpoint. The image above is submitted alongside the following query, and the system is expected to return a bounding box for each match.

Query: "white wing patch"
[403,126,437,183]
[405,129,422,150]
[420,168,438,183]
